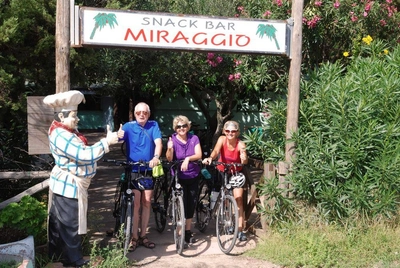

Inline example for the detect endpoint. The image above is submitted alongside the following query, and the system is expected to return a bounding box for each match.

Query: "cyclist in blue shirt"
[119,102,162,251]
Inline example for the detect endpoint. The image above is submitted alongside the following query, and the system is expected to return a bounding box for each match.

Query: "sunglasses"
[135,111,149,116]
[225,130,238,134]
[176,124,188,129]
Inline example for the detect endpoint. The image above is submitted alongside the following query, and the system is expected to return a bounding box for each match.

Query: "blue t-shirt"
[121,120,162,171]
[171,133,200,179]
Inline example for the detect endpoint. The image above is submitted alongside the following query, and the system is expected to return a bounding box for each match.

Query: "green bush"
[0,195,47,241]
[292,40,400,221]
[245,39,400,223]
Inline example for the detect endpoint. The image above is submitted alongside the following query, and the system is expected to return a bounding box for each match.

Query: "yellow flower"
[383,49,389,55]
[362,35,373,45]
[343,51,349,57]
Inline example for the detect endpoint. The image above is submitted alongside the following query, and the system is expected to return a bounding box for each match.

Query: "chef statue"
[43,90,120,267]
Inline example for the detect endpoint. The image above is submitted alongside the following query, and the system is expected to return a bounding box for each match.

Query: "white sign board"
[79,7,290,56]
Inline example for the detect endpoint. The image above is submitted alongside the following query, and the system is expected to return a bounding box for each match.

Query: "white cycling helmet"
[229,172,246,188]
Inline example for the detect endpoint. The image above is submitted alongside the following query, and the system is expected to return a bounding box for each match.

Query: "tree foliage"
[0,0,56,170]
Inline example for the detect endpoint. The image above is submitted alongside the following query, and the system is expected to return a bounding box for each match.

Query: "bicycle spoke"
[196,180,210,233]
[153,178,167,233]
[173,195,185,255]
[123,201,132,256]
[216,195,238,254]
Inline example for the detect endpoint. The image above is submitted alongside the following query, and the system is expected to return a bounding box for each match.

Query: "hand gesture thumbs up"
[117,124,124,139]
[167,137,173,149]
[106,124,118,145]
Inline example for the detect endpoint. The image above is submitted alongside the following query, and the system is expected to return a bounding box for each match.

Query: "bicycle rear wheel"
[152,177,167,233]
[123,201,132,256]
[113,181,126,237]
[216,194,238,254]
[172,195,185,254]
[196,180,210,233]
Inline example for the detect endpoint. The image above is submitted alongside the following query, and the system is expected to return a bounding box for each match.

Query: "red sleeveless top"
[217,138,242,173]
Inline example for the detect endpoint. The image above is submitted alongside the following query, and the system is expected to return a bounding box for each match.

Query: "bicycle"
[152,160,186,254]
[152,160,170,233]
[104,159,151,256]
[196,161,241,254]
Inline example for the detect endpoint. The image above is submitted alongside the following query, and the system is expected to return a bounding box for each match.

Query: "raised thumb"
[107,124,111,132]
[119,124,123,130]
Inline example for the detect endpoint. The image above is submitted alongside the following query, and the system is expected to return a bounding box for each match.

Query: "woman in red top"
[202,121,248,241]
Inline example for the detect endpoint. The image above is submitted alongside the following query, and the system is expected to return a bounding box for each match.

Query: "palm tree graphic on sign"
[90,13,118,39]
[256,24,280,50]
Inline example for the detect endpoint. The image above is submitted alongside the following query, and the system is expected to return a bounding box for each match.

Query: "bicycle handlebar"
[209,161,243,167]
[103,159,150,167]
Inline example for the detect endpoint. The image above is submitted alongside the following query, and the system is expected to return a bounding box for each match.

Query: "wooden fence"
[0,171,49,209]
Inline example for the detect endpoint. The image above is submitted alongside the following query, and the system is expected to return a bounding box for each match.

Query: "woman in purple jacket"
[165,115,202,245]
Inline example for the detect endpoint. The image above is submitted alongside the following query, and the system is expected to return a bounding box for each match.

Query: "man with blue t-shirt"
[119,102,162,251]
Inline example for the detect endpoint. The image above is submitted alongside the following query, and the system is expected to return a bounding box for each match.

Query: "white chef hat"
[43,90,86,112]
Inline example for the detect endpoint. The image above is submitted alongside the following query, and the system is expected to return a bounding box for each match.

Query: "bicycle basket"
[229,172,246,188]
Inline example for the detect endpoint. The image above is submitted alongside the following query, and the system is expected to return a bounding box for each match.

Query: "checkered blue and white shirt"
[48,128,109,198]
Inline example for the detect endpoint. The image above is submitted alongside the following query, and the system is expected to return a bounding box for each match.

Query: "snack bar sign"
[80,8,290,56]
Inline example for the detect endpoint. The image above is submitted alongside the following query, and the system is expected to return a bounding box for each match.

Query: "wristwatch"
[154,154,160,159]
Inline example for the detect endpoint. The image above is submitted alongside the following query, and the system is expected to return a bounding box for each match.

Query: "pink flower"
[275,0,283,7]
[365,3,371,11]
[207,60,217,67]
[216,56,223,63]
[351,15,358,22]
[334,1,340,8]
[263,10,272,17]
[207,53,214,60]
[386,0,392,3]
[307,16,321,28]
[234,59,242,66]
[363,11,368,17]
[380,19,387,26]
[228,73,241,81]
[314,1,322,7]
[237,6,244,12]
[302,17,308,24]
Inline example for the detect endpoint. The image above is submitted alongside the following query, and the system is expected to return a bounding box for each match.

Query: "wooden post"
[284,0,304,192]
[55,0,70,93]
[285,0,304,164]
[258,162,276,231]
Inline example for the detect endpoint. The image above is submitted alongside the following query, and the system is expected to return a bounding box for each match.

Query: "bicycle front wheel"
[196,180,210,233]
[153,177,167,233]
[172,195,185,255]
[123,201,132,256]
[216,194,239,254]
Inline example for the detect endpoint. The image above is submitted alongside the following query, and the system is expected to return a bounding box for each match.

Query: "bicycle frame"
[104,159,150,256]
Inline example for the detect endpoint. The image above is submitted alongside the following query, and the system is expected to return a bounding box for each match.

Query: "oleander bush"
[244,39,400,224]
